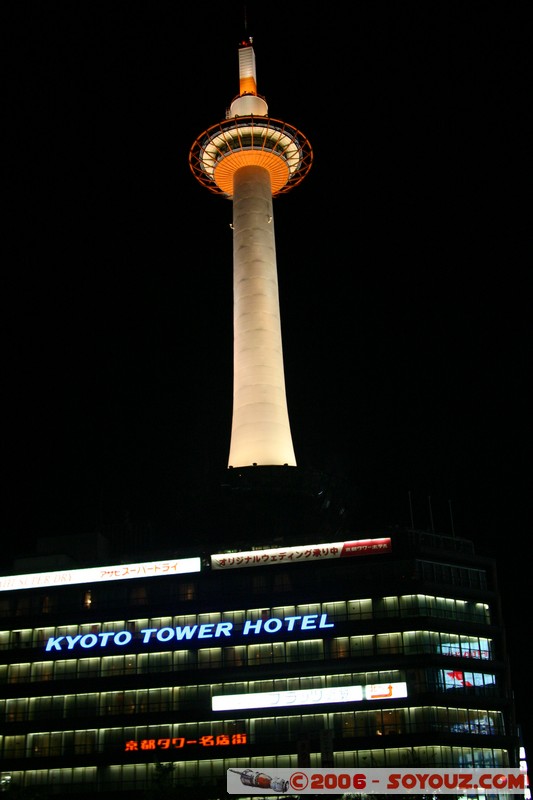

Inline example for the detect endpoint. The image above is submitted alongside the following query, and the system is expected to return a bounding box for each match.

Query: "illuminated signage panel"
[451,716,495,734]
[0,557,201,593]
[211,538,391,570]
[440,639,490,659]
[212,681,407,711]
[366,682,408,700]
[441,670,496,689]
[44,613,335,652]
[124,733,247,752]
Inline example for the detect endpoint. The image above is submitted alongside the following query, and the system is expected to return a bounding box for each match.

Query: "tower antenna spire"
[189,37,312,468]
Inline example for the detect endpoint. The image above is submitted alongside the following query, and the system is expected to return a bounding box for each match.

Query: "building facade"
[0,514,521,798]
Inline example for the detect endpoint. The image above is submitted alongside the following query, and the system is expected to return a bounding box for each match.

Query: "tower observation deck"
[189,37,312,469]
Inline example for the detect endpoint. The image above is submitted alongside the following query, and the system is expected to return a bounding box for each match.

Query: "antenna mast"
[448,499,456,538]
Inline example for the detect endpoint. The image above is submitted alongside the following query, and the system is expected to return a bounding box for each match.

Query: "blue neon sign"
[45,613,334,652]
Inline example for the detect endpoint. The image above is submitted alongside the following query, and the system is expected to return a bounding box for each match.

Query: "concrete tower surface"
[189,37,312,469]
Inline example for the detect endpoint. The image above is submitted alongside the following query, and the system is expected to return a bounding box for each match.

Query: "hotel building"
[0,510,522,797]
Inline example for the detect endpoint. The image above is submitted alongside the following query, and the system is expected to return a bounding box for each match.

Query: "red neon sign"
[124,733,247,752]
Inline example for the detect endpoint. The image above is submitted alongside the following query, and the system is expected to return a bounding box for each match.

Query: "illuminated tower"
[189,37,312,469]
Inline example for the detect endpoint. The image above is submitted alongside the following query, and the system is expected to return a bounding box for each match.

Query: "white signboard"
[0,557,201,592]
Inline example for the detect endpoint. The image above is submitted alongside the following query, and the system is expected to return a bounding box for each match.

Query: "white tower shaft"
[228,165,296,468]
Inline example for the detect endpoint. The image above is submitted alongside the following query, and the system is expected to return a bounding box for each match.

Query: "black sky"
[3,0,531,756]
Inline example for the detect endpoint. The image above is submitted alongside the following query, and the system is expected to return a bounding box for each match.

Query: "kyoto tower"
[189,36,312,469]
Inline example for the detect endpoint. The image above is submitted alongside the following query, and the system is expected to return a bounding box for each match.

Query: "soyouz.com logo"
[227,767,529,794]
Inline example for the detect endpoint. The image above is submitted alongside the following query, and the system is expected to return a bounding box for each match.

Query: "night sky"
[4,1,531,758]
